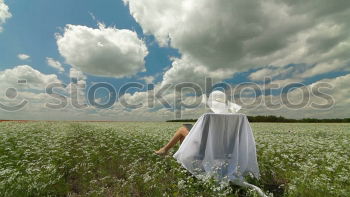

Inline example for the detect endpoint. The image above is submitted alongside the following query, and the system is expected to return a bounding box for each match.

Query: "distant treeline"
[167,119,198,122]
[247,116,350,123]
[166,115,350,123]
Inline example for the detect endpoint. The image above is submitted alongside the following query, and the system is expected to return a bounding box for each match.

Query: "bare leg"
[155,127,189,155]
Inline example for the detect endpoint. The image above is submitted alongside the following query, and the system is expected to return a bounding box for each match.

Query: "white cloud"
[311,74,350,109]
[248,60,350,90]
[0,65,61,90]
[1,72,349,120]
[69,67,86,81]
[112,72,350,120]
[0,66,90,120]
[238,74,350,119]
[161,56,234,88]
[139,75,155,84]
[3,0,350,120]
[65,67,87,108]
[124,0,350,83]
[114,0,350,118]
[17,54,30,60]
[46,57,64,73]
[248,64,305,83]
[249,68,275,81]
[56,24,148,78]
[118,0,350,120]
[0,0,11,32]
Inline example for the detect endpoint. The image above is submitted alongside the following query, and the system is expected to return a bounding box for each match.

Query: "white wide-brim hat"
[206,90,242,114]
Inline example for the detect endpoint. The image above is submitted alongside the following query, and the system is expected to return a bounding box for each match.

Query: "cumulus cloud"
[0,65,91,120]
[161,56,233,88]
[0,89,93,121]
[17,54,30,60]
[0,0,11,32]
[112,87,208,120]
[0,65,61,90]
[248,64,311,82]
[112,71,350,120]
[46,57,64,73]
[66,67,87,107]
[1,69,348,120]
[243,73,350,119]
[249,68,275,81]
[69,67,86,81]
[56,24,148,78]
[124,0,350,83]
[139,75,155,84]
[312,74,350,109]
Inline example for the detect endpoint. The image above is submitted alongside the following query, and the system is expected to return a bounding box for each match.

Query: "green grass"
[0,122,349,196]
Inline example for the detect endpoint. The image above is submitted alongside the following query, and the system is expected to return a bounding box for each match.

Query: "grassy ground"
[0,121,349,196]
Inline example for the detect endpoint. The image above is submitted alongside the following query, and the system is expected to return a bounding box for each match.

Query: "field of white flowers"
[0,121,349,197]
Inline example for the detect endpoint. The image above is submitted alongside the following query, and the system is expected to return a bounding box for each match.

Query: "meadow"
[0,121,349,197]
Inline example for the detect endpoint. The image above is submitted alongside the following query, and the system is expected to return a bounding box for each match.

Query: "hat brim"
[207,100,241,113]
[207,100,229,113]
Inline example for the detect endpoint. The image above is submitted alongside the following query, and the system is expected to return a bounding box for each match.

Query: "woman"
[154,123,193,155]
[155,90,241,156]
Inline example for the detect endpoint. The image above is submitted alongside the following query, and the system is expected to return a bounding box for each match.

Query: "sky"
[0,0,350,121]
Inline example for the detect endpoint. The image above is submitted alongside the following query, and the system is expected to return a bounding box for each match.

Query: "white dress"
[173,112,260,182]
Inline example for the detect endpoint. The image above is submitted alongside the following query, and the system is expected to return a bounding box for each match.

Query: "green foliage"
[0,122,349,196]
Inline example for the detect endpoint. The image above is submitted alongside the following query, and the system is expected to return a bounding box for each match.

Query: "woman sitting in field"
[155,123,193,155]
[155,90,241,156]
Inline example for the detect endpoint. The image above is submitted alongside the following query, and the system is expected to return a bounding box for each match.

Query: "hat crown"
[207,90,241,113]
[209,90,227,103]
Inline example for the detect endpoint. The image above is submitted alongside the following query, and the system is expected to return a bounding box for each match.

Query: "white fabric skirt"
[173,113,260,182]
